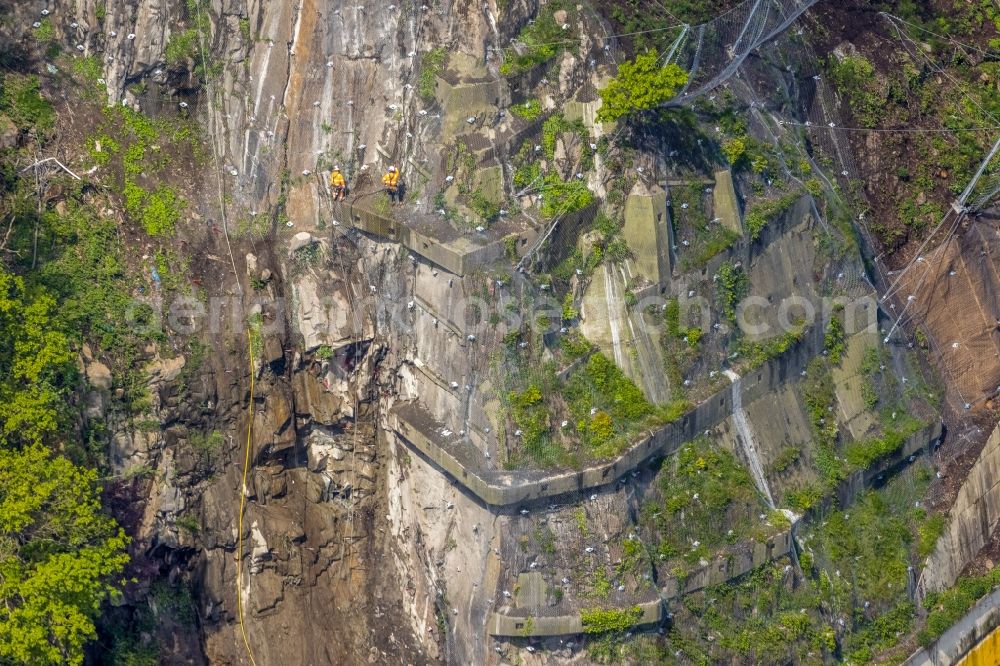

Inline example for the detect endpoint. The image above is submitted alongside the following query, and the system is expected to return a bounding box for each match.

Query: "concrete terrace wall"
[918,424,1000,599]
[331,200,510,276]
[903,587,1000,666]
[834,420,943,509]
[662,530,795,599]
[488,599,663,638]
[392,324,824,506]
[391,322,942,509]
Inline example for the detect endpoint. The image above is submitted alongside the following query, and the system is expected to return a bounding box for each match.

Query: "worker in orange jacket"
[383,165,401,204]
[329,166,347,201]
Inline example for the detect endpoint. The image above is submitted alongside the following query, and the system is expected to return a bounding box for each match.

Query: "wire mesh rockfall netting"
[665,0,822,105]
[732,11,1000,411]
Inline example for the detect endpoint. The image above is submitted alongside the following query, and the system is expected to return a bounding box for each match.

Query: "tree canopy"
[597,51,689,122]
[0,263,129,664]
[0,444,130,665]
[0,268,76,448]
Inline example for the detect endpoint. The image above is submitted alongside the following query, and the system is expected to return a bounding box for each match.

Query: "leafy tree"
[597,52,689,122]
[722,137,747,165]
[0,268,75,448]
[0,444,130,665]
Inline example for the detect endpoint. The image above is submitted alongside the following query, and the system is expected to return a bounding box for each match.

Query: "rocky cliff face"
[7,0,991,662]
[5,0,549,662]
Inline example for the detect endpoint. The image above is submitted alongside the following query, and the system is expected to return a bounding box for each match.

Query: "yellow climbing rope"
[236,328,259,666]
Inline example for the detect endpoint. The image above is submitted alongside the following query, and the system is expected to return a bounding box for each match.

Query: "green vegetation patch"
[500,2,577,77]
[597,51,688,122]
[738,323,806,371]
[95,106,195,237]
[510,99,542,121]
[539,173,594,219]
[744,190,801,240]
[563,353,654,457]
[716,261,748,324]
[673,181,740,271]
[0,445,130,665]
[501,350,671,468]
[417,48,447,102]
[0,74,54,131]
[165,28,200,66]
[827,54,883,128]
[919,568,1000,646]
[641,437,772,566]
[581,606,643,634]
[843,415,924,469]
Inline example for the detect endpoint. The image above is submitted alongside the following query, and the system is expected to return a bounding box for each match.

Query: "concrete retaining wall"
[488,599,663,638]
[661,530,795,599]
[904,587,1000,666]
[391,321,941,509]
[331,200,513,276]
[392,324,824,506]
[918,424,1000,599]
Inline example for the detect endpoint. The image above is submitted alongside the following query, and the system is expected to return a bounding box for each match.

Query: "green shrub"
[188,430,226,454]
[805,177,824,197]
[845,602,914,664]
[539,174,594,218]
[32,18,55,41]
[514,161,541,189]
[500,5,574,77]
[132,186,182,237]
[559,330,592,358]
[824,313,845,364]
[562,292,578,320]
[685,326,702,349]
[541,113,584,158]
[468,188,500,222]
[827,54,883,127]
[417,48,447,101]
[175,514,200,534]
[716,262,748,323]
[664,298,680,338]
[722,137,747,165]
[72,56,104,84]
[0,74,54,131]
[510,99,543,121]
[165,28,200,66]
[786,483,824,511]
[843,418,923,470]
[581,606,643,634]
[508,385,550,458]
[605,237,630,262]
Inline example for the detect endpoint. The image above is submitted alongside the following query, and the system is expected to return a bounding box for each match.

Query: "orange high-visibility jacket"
[383,171,399,188]
[330,171,346,188]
